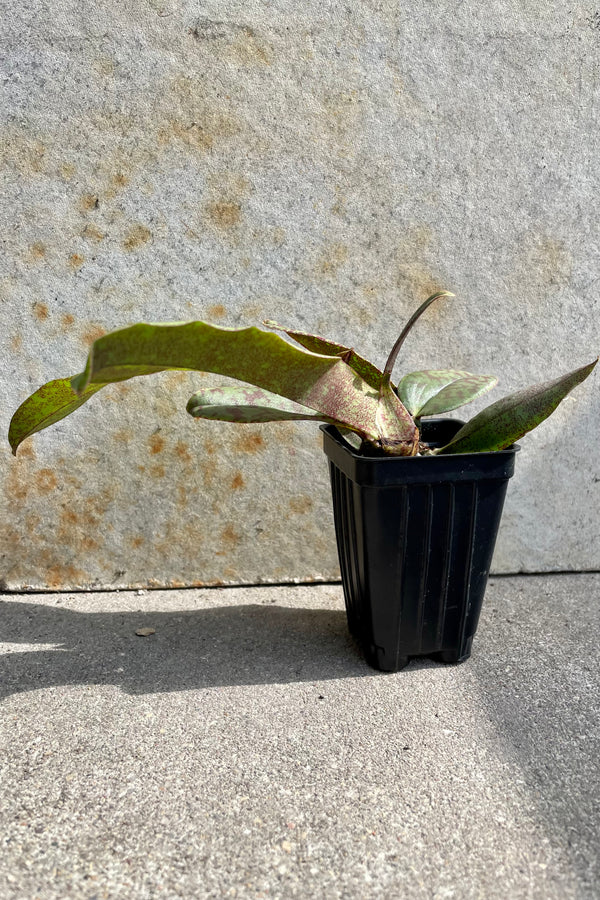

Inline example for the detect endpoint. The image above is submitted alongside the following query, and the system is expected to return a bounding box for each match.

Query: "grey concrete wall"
[2,1,599,590]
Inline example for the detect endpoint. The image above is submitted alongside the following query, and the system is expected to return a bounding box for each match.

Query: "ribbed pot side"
[322,421,519,672]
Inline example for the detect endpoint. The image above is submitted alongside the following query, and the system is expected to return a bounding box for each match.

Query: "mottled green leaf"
[398,369,468,415]
[375,374,418,455]
[187,385,341,425]
[420,373,497,416]
[9,321,381,454]
[8,378,104,456]
[264,320,384,389]
[397,369,498,417]
[439,359,598,454]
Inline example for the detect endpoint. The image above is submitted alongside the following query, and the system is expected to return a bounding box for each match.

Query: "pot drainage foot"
[430,637,473,665]
[364,644,411,672]
[394,656,410,671]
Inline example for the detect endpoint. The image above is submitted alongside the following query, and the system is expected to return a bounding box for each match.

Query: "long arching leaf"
[438,359,598,454]
[8,378,104,455]
[9,321,382,455]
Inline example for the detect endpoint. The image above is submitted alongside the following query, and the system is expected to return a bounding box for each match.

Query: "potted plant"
[9,292,597,671]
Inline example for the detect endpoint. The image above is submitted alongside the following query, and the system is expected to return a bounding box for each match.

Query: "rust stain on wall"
[289,495,313,514]
[81,324,107,346]
[174,441,192,462]
[56,503,103,554]
[0,128,46,176]
[102,171,131,201]
[112,428,134,444]
[164,120,215,152]
[268,422,298,446]
[112,384,132,398]
[270,226,286,247]
[33,302,49,321]
[82,224,105,242]
[4,528,20,550]
[26,242,47,262]
[207,303,227,320]
[37,468,58,494]
[207,200,242,229]
[7,469,29,502]
[112,172,129,188]
[217,523,241,554]
[80,193,100,212]
[201,439,218,487]
[61,313,75,328]
[68,253,85,270]
[122,224,152,251]
[165,372,191,387]
[59,162,76,179]
[60,508,79,527]
[204,172,251,237]
[240,302,263,319]
[201,458,217,488]
[149,434,165,454]
[166,121,216,151]
[5,457,60,503]
[231,472,245,490]
[46,564,86,589]
[233,432,265,453]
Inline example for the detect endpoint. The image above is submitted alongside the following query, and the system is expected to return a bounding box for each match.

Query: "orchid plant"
[9,292,597,457]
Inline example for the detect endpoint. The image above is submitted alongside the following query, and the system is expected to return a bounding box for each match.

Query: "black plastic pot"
[322,420,519,672]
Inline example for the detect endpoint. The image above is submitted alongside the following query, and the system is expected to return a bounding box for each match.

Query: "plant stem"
[383,291,454,378]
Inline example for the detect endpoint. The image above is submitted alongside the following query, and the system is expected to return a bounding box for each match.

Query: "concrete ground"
[1,573,599,900]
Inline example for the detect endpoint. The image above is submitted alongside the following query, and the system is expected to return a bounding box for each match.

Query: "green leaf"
[439,359,598,454]
[9,321,381,454]
[263,320,384,389]
[187,385,341,425]
[375,374,418,455]
[8,378,104,456]
[397,369,498,417]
